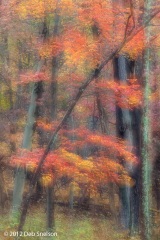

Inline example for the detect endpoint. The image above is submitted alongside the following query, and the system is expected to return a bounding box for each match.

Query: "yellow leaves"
[0,142,10,157]
[71,181,81,192]
[75,105,86,114]
[58,148,82,165]
[118,175,135,187]
[40,174,53,187]
[38,43,54,58]
[74,173,89,184]
[127,93,141,107]
[37,38,63,59]
[14,0,57,19]
[26,162,36,172]
[77,160,94,172]
[57,147,134,187]
[59,0,74,16]
[55,148,96,181]
[14,0,75,19]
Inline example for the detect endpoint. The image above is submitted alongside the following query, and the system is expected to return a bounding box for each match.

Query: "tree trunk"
[64,115,76,209]
[114,55,140,233]
[12,74,44,218]
[12,20,47,219]
[96,88,118,221]
[141,1,153,239]
[32,81,44,202]
[46,10,60,231]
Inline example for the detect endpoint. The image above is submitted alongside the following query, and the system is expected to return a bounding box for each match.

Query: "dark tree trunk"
[46,10,60,230]
[32,81,44,202]
[114,55,141,232]
[12,78,44,217]
[12,21,47,220]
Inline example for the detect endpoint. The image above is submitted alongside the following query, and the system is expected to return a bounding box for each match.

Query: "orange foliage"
[8,0,149,193]
[37,121,54,132]
[10,127,137,188]
[37,37,63,59]
[76,128,138,164]
[78,0,114,38]
[122,30,145,59]
[63,29,100,67]
[10,150,131,191]
[96,79,142,109]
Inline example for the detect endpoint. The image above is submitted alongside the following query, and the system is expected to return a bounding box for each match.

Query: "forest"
[0,0,160,239]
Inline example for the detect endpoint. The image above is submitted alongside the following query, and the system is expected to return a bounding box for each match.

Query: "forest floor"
[0,169,159,240]
[0,203,143,240]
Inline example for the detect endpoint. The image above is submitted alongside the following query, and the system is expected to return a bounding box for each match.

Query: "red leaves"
[122,30,145,58]
[11,149,42,169]
[10,126,138,187]
[85,132,138,164]
[96,79,142,109]
[19,71,50,84]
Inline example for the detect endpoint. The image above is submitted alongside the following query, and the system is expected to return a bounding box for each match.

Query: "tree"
[141,0,154,239]
[114,55,141,232]
[12,23,47,220]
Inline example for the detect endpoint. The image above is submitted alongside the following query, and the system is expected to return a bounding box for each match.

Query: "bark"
[46,9,60,231]
[141,1,153,239]
[114,56,140,233]
[12,20,47,219]
[64,115,76,209]
[96,86,118,220]
[141,51,152,240]
[17,11,160,231]
[153,142,160,210]
[50,12,60,120]
[32,81,44,201]
[96,92,109,134]
[12,68,44,217]
[0,157,7,212]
